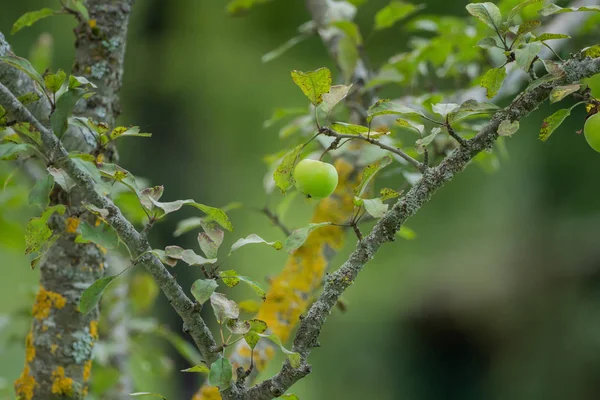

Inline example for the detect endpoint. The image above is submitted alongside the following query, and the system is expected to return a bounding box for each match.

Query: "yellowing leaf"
[290,68,332,106]
[480,67,507,99]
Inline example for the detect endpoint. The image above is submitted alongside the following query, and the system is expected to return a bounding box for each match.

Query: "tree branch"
[241,55,600,400]
[319,127,425,171]
[0,83,220,364]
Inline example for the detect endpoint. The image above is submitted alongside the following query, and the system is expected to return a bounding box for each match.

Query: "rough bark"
[5,1,135,398]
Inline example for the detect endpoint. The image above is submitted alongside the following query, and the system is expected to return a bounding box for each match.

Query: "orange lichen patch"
[51,367,73,396]
[94,217,102,227]
[192,386,220,400]
[32,286,67,320]
[89,320,99,340]
[24,332,36,363]
[15,365,36,400]
[88,19,97,29]
[50,344,58,354]
[97,245,107,255]
[65,217,80,233]
[83,360,93,382]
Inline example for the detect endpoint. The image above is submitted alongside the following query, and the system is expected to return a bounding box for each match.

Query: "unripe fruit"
[293,159,338,198]
[584,113,600,153]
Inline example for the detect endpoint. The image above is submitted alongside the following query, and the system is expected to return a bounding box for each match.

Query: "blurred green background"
[2,1,600,399]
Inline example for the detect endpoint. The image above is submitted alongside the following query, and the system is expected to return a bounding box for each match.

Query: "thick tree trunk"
[9,1,135,398]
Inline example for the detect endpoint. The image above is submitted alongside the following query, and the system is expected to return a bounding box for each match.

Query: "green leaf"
[181,364,210,373]
[517,20,541,36]
[51,88,86,137]
[17,92,41,106]
[28,174,54,209]
[332,21,363,45]
[75,221,120,249]
[109,126,152,141]
[366,99,423,123]
[447,100,499,123]
[190,279,218,304]
[186,202,234,232]
[480,67,507,99]
[498,119,519,137]
[262,33,311,63]
[515,42,542,72]
[550,84,581,104]
[476,37,500,49]
[155,326,204,365]
[25,205,66,255]
[431,103,459,117]
[0,55,45,89]
[68,75,97,89]
[197,225,223,259]
[280,395,300,400]
[532,33,570,42]
[219,270,267,300]
[11,8,56,35]
[12,122,42,146]
[539,4,600,17]
[273,144,304,194]
[508,0,543,21]
[248,319,268,333]
[48,167,75,192]
[581,45,600,59]
[244,331,260,349]
[164,246,217,266]
[0,143,34,160]
[283,222,332,253]
[173,203,242,237]
[208,356,233,390]
[259,333,301,368]
[374,1,422,30]
[290,68,332,106]
[354,156,393,197]
[210,293,239,324]
[465,2,502,31]
[44,69,67,93]
[397,225,417,240]
[415,127,443,154]
[320,85,352,114]
[539,105,579,142]
[359,197,388,218]
[79,275,118,315]
[229,234,282,254]
[337,35,359,83]
[226,319,251,334]
[330,122,389,137]
[139,186,164,211]
[129,393,167,400]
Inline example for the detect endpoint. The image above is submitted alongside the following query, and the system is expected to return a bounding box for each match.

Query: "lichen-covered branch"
[0,82,220,364]
[240,56,600,400]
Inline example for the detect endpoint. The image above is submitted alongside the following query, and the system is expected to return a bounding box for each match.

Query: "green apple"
[293,159,339,198]
[584,113,600,153]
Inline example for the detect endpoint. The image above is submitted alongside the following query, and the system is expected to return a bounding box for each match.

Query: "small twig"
[258,207,291,236]
[319,127,424,171]
[445,118,468,147]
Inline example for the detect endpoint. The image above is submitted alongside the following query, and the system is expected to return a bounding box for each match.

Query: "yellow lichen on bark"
[51,367,74,396]
[15,365,36,400]
[83,360,93,382]
[32,286,67,320]
[25,332,35,363]
[65,217,80,233]
[192,386,222,400]
[89,320,99,340]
